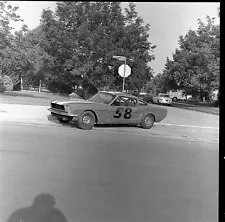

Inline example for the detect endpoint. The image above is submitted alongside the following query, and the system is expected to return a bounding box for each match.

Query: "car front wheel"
[57,116,73,123]
[172,97,178,102]
[77,111,96,130]
[141,114,155,129]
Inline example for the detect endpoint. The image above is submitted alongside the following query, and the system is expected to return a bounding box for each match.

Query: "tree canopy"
[160,15,220,100]
[39,2,155,93]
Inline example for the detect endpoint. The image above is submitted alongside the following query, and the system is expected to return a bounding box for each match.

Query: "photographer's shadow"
[7,193,68,222]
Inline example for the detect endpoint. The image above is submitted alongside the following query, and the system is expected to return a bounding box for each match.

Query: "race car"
[48,91,167,130]
[153,94,172,105]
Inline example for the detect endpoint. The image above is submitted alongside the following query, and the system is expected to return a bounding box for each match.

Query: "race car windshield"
[88,92,116,104]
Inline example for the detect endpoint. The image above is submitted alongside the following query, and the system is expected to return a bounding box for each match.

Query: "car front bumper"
[159,100,172,105]
[48,108,79,120]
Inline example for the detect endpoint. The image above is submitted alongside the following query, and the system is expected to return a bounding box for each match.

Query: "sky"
[9,1,220,76]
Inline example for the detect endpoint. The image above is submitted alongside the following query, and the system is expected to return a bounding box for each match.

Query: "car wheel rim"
[145,116,152,126]
[82,115,91,125]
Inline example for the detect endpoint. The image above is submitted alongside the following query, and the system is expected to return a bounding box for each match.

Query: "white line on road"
[0,121,219,144]
[156,123,219,130]
[1,120,219,130]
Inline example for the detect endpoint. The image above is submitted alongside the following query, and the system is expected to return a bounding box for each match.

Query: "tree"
[40,2,156,94]
[22,25,54,87]
[161,15,220,101]
[122,2,155,95]
[0,1,22,49]
[0,75,6,92]
[3,75,13,91]
[0,1,23,88]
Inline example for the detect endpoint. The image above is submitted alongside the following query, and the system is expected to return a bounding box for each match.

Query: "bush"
[72,85,98,100]
[13,82,21,91]
[85,85,98,99]
[46,80,73,94]
[0,76,6,92]
[143,93,154,103]
[3,75,13,91]
[212,100,219,107]
[74,88,85,99]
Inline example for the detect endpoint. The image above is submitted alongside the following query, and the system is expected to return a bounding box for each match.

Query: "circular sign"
[118,65,131,78]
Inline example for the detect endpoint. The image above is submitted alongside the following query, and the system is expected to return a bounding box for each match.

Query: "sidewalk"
[0,104,53,125]
[0,103,219,127]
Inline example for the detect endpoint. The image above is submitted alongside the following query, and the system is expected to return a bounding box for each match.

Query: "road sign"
[118,64,131,78]
[113,55,126,61]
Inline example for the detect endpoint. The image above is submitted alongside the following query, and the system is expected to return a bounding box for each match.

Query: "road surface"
[0,122,218,222]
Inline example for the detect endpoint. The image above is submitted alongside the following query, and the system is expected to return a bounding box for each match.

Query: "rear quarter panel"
[137,104,167,123]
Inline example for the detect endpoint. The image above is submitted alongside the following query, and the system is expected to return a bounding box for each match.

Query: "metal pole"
[21,76,23,91]
[122,57,126,92]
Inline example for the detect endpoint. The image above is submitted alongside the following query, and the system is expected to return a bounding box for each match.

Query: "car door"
[109,96,138,124]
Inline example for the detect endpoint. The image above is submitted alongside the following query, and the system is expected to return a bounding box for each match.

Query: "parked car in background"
[153,94,172,106]
[129,92,153,104]
[168,90,192,101]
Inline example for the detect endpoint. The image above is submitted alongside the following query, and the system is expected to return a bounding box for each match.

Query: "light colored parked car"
[168,90,192,101]
[153,94,172,105]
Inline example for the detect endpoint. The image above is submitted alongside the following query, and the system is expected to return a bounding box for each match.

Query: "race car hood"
[51,100,95,105]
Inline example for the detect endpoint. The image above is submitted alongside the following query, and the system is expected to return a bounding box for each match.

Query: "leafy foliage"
[3,74,13,91]
[161,15,220,101]
[40,2,155,94]
[46,80,73,94]
[0,75,6,92]
[0,1,22,49]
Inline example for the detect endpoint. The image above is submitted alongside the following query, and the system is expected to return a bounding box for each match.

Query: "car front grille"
[51,103,65,111]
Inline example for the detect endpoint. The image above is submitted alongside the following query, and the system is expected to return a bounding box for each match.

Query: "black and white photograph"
[0,1,220,222]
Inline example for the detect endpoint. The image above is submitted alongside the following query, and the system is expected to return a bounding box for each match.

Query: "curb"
[171,104,219,115]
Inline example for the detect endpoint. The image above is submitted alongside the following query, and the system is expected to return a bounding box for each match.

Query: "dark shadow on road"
[7,193,68,222]
[47,114,142,129]
[47,114,78,128]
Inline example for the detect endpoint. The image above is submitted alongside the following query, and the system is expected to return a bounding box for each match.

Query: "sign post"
[122,57,126,92]
[118,64,131,92]
[113,56,131,92]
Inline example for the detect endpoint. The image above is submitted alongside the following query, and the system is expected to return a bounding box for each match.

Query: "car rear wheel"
[77,111,96,130]
[141,114,155,129]
[57,116,73,123]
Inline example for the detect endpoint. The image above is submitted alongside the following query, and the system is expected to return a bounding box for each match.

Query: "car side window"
[129,98,138,107]
[119,97,128,106]
[139,100,147,106]
[111,96,137,107]
[111,97,121,106]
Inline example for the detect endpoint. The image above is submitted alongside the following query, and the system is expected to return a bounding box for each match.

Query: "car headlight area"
[64,105,69,112]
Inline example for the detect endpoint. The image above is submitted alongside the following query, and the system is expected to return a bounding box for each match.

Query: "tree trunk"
[39,80,42,92]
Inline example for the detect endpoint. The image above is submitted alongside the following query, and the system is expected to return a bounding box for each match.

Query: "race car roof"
[99,91,137,98]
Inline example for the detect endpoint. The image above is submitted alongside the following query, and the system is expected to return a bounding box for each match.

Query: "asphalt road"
[0,122,218,222]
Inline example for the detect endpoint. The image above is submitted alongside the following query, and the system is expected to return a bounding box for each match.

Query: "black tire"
[77,111,96,130]
[57,116,73,123]
[140,114,155,129]
[172,97,178,102]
